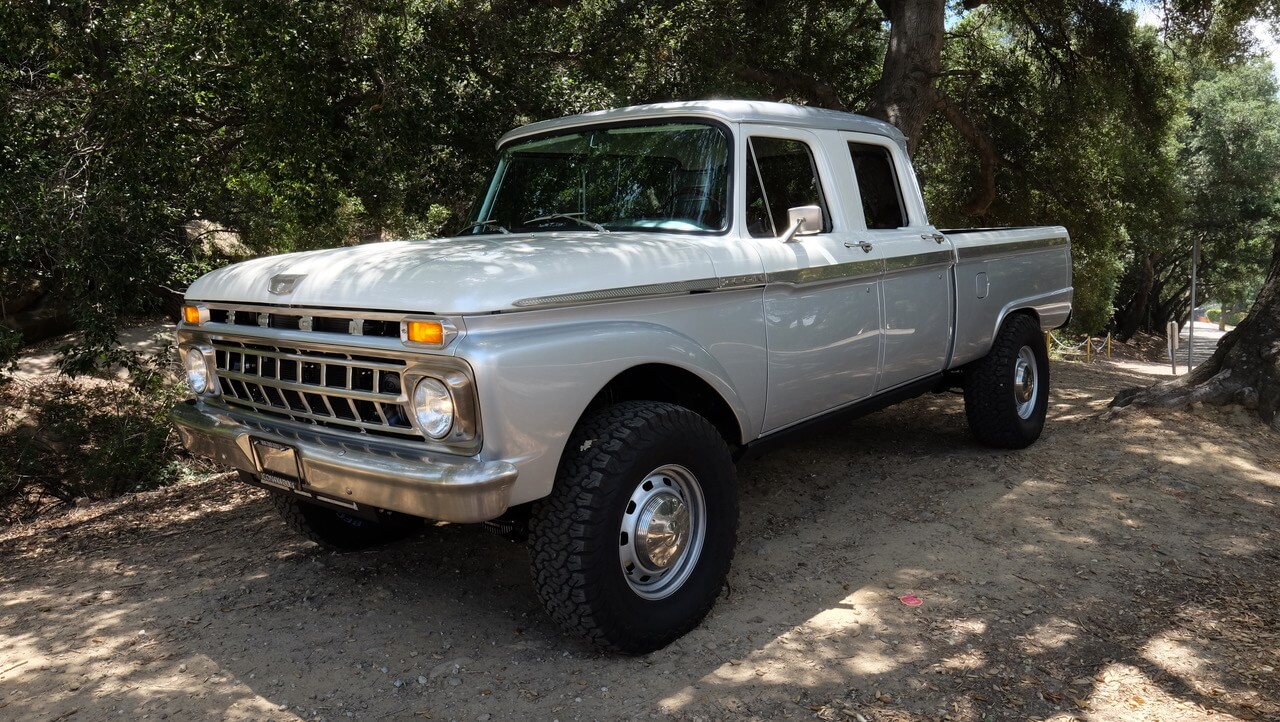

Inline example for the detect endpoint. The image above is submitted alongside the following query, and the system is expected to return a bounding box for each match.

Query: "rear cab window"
[848,142,908,230]
[745,137,832,238]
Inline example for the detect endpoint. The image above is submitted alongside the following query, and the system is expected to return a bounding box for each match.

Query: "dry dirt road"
[1,360,1277,722]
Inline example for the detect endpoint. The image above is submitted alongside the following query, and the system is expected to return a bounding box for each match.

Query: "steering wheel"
[661,186,724,219]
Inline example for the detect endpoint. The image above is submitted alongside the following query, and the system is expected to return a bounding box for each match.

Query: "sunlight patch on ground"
[1017,618,1079,656]
[1080,661,1228,721]
[939,648,986,672]
[658,585,905,710]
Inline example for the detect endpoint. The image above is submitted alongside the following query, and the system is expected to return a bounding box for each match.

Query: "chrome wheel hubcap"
[1014,346,1038,419]
[619,464,705,600]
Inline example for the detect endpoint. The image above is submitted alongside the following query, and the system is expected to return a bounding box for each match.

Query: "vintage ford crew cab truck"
[172,100,1072,652]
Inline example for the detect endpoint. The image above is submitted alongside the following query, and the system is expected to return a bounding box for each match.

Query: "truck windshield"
[463,121,731,235]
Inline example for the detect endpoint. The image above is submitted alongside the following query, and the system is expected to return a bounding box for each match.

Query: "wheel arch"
[580,363,745,448]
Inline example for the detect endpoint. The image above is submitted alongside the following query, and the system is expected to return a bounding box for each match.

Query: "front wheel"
[963,313,1050,449]
[529,401,737,654]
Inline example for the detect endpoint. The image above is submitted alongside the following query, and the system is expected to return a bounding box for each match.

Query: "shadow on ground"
[1,361,1276,721]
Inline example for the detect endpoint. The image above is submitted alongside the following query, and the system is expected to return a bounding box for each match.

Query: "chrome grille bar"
[210,339,419,441]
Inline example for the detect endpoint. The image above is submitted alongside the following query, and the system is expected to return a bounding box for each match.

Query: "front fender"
[459,311,763,506]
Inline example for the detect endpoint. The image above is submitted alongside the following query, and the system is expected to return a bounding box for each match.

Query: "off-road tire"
[964,313,1050,449]
[248,473,423,551]
[529,401,737,654]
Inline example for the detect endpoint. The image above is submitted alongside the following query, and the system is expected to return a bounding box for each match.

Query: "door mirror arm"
[780,205,823,243]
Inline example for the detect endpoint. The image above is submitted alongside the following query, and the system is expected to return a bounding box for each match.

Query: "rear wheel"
[963,313,1050,449]
[529,401,737,654]
[245,472,423,551]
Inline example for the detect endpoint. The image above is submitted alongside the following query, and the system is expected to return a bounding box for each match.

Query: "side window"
[848,142,907,229]
[746,137,831,238]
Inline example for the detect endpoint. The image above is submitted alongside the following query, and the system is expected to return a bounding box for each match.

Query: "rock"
[417,676,427,685]
[447,676,462,687]
[429,657,473,679]
[478,715,491,721]
[393,679,403,688]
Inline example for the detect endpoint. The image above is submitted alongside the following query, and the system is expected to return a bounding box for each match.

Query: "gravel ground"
[1,359,1277,721]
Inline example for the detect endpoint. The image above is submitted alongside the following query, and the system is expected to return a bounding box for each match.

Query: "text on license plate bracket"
[250,438,303,491]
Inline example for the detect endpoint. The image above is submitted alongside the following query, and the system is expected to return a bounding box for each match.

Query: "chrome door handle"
[922,233,946,244]
[844,240,874,253]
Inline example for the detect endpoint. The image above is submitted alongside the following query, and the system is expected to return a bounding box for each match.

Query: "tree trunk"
[864,0,947,155]
[863,0,999,216]
[1112,248,1280,429]
[1115,254,1155,341]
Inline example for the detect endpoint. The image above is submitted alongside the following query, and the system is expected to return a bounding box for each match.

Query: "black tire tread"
[963,313,1049,449]
[529,401,736,654]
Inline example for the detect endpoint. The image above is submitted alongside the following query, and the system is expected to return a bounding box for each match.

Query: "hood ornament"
[268,274,305,295]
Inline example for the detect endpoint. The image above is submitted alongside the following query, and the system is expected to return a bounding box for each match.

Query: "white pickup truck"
[172,100,1072,653]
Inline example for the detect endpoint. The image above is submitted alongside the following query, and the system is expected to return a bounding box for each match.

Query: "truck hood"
[185,232,719,314]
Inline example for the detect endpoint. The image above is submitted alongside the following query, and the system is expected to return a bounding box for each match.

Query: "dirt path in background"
[1,360,1277,722]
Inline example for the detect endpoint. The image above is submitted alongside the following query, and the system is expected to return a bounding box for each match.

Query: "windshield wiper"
[457,219,510,235]
[522,212,610,233]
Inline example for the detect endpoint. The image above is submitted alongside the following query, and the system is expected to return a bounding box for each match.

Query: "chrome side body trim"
[955,236,1068,262]
[767,259,884,286]
[512,274,769,310]
[884,249,954,273]
[513,278,720,308]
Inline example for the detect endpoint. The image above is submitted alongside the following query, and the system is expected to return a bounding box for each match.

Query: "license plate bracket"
[250,438,304,492]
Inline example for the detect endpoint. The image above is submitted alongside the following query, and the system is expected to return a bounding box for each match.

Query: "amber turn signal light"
[405,320,445,346]
[182,305,204,325]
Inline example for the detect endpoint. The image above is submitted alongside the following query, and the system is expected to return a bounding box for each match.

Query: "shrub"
[0,373,191,522]
[1206,308,1247,326]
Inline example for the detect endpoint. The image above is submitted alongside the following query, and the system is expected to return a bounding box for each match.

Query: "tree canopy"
[2,0,1280,382]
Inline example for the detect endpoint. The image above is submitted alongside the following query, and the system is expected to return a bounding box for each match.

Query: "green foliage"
[1206,307,1248,325]
[1110,54,1280,336]
[0,374,188,517]
[1,0,1277,357]
[918,6,1186,332]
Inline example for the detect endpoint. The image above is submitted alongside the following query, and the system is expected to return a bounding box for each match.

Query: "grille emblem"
[268,274,305,295]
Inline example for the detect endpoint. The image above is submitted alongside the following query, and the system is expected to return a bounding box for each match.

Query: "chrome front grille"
[212,340,420,442]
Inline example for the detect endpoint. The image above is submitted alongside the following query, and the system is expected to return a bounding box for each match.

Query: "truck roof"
[497,100,907,148]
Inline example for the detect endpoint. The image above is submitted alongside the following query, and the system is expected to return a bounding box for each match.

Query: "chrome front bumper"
[171,400,518,523]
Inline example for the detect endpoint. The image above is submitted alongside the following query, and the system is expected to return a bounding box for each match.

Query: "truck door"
[841,134,955,392]
[746,129,885,433]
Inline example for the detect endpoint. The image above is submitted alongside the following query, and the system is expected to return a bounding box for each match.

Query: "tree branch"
[733,64,847,111]
[935,91,999,217]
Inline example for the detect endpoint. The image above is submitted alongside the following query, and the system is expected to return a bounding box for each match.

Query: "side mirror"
[781,205,823,243]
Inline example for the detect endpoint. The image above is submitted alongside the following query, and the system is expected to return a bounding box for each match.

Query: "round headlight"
[412,377,454,439]
[184,348,210,395]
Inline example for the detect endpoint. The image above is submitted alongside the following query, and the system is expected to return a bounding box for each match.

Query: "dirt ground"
[1,358,1277,722]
